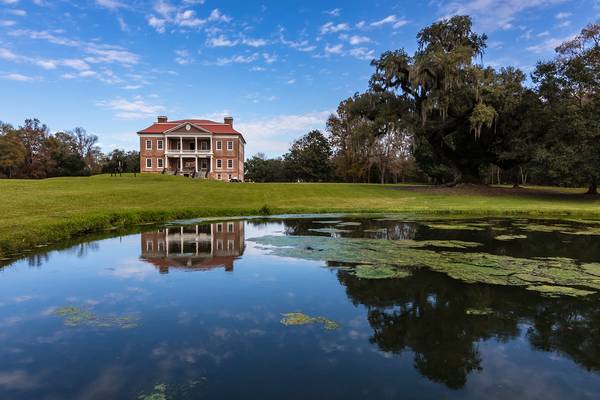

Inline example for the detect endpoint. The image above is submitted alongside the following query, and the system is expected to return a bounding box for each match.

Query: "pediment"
[165,122,211,134]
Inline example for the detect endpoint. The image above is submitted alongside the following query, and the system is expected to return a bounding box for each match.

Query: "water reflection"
[1,216,600,399]
[140,222,245,273]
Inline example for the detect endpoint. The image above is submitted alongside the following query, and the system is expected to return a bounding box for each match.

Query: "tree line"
[246,16,600,193]
[0,119,139,178]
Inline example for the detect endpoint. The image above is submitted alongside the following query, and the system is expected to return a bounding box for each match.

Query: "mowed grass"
[1,173,599,257]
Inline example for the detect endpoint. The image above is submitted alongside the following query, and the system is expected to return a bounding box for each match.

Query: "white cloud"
[96,0,125,9]
[62,58,90,70]
[555,12,571,19]
[0,0,19,4]
[206,34,238,47]
[440,0,567,32]
[237,111,331,156]
[320,22,350,34]
[97,97,165,119]
[9,30,140,66]
[347,35,371,45]
[146,4,228,33]
[325,8,341,17]
[349,47,374,60]
[174,49,192,64]
[393,19,409,28]
[0,48,18,61]
[286,79,296,84]
[0,20,16,27]
[262,52,277,63]
[7,9,26,16]
[325,43,343,54]
[370,15,397,27]
[214,53,258,66]
[526,35,573,53]
[242,37,268,47]
[2,73,33,82]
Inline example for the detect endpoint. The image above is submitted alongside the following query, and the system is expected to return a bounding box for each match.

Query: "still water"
[1,215,600,399]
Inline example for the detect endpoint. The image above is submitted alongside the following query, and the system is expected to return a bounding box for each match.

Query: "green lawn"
[1,173,599,257]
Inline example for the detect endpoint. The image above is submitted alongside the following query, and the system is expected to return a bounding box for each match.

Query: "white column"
[165,228,169,256]
[195,137,198,153]
[179,136,183,152]
[179,156,182,170]
[164,155,168,170]
[195,156,198,172]
[180,226,184,255]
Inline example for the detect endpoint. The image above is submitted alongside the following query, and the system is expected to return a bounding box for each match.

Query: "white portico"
[163,123,212,176]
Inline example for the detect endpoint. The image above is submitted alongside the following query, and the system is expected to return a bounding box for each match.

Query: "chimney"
[157,116,168,123]
[224,116,233,127]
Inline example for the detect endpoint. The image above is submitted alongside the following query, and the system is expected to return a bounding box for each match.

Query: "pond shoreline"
[3,207,600,261]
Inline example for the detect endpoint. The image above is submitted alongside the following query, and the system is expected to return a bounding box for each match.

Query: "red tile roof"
[138,119,242,135]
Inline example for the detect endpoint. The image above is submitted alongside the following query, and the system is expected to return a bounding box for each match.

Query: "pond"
[1,215,600,399]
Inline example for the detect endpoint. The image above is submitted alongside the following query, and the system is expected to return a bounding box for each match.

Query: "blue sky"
[0,0,597,156]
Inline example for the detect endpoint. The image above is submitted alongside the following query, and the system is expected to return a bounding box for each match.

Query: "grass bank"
[1,174,599,258]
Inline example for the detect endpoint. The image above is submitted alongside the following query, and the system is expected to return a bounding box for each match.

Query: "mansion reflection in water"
[140,221,245,273]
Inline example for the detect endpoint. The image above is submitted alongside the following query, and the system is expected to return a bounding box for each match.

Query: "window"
[157,140,163,150]
[227,222,234,232]
[216,159,222,169]
[146,240,153,252]
[228,240,235,251]
[146,140,152,150]
[146,158,152,168]
[217,174,222,180]
[217,240,224,251]
[200,141,208,150]
[227,159,233,169]
[227,141,233,151]
[157,158,164,168]
[216,140,222,150]
[216,223,223,233]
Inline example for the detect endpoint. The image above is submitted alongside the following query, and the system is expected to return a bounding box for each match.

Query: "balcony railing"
[165,148,211,154]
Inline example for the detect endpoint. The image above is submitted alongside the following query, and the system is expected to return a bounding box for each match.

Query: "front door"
[200,159,208,170]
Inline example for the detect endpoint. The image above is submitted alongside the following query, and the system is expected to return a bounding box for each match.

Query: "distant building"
[137,116,245,181]
[140,221,246,273]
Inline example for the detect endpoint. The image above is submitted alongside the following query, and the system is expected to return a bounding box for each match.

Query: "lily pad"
[53,306,140,329]
[424,223,485,231]
[494,234,528,241]
[281,312,340,330]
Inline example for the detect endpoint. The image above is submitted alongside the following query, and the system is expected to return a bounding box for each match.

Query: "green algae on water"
[250,234,600,297]
[138,384,168,400]
[494,234,528,241]
[53,306,140,329]
[281,312,340,330]
[424,223,485,231]
[465,308,494,315]
[353,264,411,280]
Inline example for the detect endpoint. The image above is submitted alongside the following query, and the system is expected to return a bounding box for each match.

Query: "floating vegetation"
[465,308,494,316]
[312,220,343,224]
[494,234,528,241]
[353,265,411,279]
[561,228,600,236]
[424,223,485,231]
[138,384,168,400]
[336,222,362,226]
[53,306,140,329]
[308,228,352,234]
[515,224,571,233]
[251,235,600,297]
[281,312,340,330]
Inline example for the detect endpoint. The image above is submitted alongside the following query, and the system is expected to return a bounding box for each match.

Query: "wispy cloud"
[320,22,350,34]
[147,2,230,33]
[440,0,567,31]
[1,72,34,82]
[97,97,165,119]
[325,8,341,17]
[174,49,192,65]
[96,0,125,9]
[325,43,343,54]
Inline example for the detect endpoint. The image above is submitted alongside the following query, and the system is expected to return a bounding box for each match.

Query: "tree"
[368,15,541,184]
[283,130,334,182]
[244,153,289,182]
[14,118,50,178]
[0,133,26,178]
[533,23,600,194]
